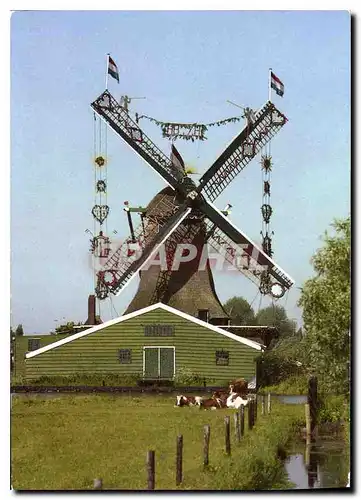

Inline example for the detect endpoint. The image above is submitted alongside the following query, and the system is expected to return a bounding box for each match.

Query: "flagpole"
[268,67,272,102]
[105,53,110,90]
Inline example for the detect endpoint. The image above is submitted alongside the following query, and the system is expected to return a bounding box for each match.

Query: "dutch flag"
[108,56,119,83]
[270,71,284,97]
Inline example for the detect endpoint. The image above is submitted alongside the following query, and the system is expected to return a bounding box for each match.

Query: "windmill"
[90,90,294,322]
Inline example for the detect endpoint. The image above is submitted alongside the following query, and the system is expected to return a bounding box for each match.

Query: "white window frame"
[143,346,176,378]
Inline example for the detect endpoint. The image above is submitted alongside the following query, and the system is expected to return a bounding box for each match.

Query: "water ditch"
[271,394,349,490]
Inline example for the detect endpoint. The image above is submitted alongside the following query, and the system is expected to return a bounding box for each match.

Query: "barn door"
[143,347,175,379]
[159,348,174,379]
[144,348,159,379]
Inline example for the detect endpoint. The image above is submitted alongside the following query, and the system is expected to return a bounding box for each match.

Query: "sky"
[10,10,350,334]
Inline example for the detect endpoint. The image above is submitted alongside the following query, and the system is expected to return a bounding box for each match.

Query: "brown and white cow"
[229,378,248,397]
[199,396,220,410]
[212,391,229,408]
[175,395,202,407]
[226,392,248,409]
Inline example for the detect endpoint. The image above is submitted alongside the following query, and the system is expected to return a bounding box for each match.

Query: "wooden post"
[254,396,258,423]
[248,401,253,430]
[261,395,265,416]
[267,393,271,415]
[203,424,210,467]
[93,478,102,490]
[147,450,155,490]
[305,441,311,467]
[305,403,311,444]
[308,376,318,438]
[240,405,245,436]
[176,435,183,486]
[224,416,231,455]
[234,411,241,443]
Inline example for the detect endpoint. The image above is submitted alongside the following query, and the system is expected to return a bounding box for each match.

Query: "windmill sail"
[198,101,287,202]
[200,200,294,290]
[91,90,187,190]
[99,202,192,296]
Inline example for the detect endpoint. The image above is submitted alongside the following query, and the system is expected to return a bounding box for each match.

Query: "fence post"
[225,416,231,455]
[203,424,210,467]
[240,405,245,436]
[234,411,241,443]
[176,435,183,486]
[261,395,265,416]
[248,401,253,430]
[254,396,258,424]
[147,450,155,490]
[305,403,311,444]
[93,478,102,490]
[267,393,271,415]
[308,376,318,438]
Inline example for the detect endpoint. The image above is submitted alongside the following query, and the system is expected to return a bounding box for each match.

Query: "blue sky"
[10,10,350,334]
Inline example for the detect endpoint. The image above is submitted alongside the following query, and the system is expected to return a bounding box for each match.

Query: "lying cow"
[226,391,248,409]
[199,396,221,410]
[212,391,229,408]
[175,395,202,407]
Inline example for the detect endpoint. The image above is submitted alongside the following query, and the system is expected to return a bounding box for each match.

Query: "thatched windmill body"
[90,91,294,321]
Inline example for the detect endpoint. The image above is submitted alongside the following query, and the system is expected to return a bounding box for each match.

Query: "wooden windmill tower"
[90,90,294,323]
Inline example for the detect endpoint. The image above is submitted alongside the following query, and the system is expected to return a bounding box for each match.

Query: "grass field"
[11,394,303,491]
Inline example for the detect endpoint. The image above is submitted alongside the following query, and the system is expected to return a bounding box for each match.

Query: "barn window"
[216,350,229,366]
[119,349,132,364]
[28,338,40,352]
[144,324,175,337]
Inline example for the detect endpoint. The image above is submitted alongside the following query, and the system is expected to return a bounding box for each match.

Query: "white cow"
[226,392,248,409]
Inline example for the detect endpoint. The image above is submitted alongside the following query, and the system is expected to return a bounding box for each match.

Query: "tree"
[255,304,296,339]
[51,321,86,335]
[223,296,256,325]
[15,324,24,336]
[298,216,350,394]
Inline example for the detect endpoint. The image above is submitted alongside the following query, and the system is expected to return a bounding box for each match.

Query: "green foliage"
[256,305,296,340]
[15,324,24,336]
[318,395,349,423]
[173,367,205,386]
[51,321,86,335]
[261,375,309,395]
[26,373,141,387]
[298,216,350,394]
[223,296,256,325]
[257,334,309,388]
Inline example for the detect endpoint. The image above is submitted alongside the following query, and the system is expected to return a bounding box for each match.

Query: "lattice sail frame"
[90,90,293,300]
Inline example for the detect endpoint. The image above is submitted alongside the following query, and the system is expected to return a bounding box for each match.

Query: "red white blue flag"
[270,71,284,97]
[108,56,119,83]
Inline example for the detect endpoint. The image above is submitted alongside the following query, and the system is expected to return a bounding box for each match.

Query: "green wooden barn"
[24,303,264,384]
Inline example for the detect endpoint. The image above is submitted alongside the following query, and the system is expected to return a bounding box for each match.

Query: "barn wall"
[25,309,259,382]
[13,335,69,378]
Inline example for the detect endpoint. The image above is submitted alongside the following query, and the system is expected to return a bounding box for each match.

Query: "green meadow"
[11,394,303,491]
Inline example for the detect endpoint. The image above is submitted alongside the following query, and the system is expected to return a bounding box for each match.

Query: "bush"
[257,352,304,388]
[318,395,349,423]
[173,368,206,386]
[261,375,309,395]
[25,373,142,387]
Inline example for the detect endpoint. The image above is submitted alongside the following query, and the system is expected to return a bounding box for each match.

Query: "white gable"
[26,303,263,359]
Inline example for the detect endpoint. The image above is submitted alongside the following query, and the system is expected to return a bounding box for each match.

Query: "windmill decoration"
[89,85,294,311]
[86,113,115,301]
